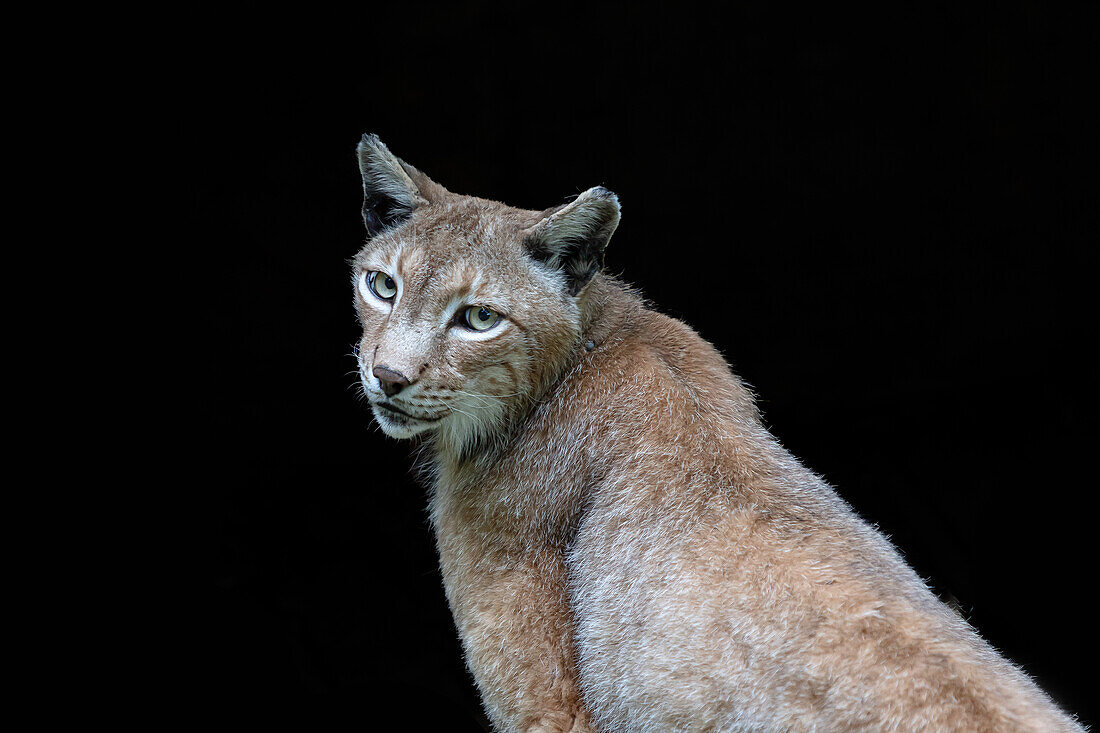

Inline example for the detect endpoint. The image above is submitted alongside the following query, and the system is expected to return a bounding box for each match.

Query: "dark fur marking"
[362,192,411,238]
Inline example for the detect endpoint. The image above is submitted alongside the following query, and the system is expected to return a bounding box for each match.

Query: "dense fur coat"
[351,135,1082,732]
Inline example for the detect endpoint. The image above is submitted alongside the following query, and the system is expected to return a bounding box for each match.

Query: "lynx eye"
[364,271,397,300]
[463,306,502,332]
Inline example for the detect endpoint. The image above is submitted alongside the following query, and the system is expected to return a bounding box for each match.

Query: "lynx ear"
[523,187,621,296]
[356,134,434,238]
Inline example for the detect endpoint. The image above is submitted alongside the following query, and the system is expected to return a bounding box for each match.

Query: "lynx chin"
[350,134,1082,732]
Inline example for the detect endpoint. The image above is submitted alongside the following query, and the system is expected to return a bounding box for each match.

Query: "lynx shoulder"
[351,134,1081,732]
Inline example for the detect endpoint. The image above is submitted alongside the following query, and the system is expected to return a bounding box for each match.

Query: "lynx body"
[351,135,1081,732]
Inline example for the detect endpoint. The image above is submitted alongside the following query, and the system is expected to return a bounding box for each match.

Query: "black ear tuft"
[523,187,621,296]
[356,134,426,238]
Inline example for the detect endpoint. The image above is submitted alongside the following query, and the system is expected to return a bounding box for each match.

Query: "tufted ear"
[523,186,621,296]
[356,134,442,238]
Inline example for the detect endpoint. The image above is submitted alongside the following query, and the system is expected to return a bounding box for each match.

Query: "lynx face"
[351,135,619,453]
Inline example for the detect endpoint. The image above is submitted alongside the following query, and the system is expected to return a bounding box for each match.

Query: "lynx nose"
[373,365,410,397]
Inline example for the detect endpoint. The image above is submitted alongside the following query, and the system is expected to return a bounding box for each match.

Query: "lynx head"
[351,134,620,454]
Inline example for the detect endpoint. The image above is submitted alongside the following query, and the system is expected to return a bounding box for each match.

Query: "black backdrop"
[177,4,1096,728]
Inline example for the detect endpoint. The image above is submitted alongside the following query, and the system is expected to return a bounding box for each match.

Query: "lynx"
[351,134,1081,732]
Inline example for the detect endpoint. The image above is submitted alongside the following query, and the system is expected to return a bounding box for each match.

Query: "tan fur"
[351,135,1082,732]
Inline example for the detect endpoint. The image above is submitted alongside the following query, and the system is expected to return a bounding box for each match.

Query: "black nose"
[373,365,410,396]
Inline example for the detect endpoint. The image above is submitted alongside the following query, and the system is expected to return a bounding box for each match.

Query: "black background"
[177,3,1096,728]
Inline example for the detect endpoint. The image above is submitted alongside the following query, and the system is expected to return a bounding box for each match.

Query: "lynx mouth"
[373,401,444,423]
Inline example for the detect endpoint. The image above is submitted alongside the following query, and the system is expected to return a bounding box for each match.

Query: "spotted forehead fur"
[353,134,620,308]
[353,196,570,322]
[356,196,539,264]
